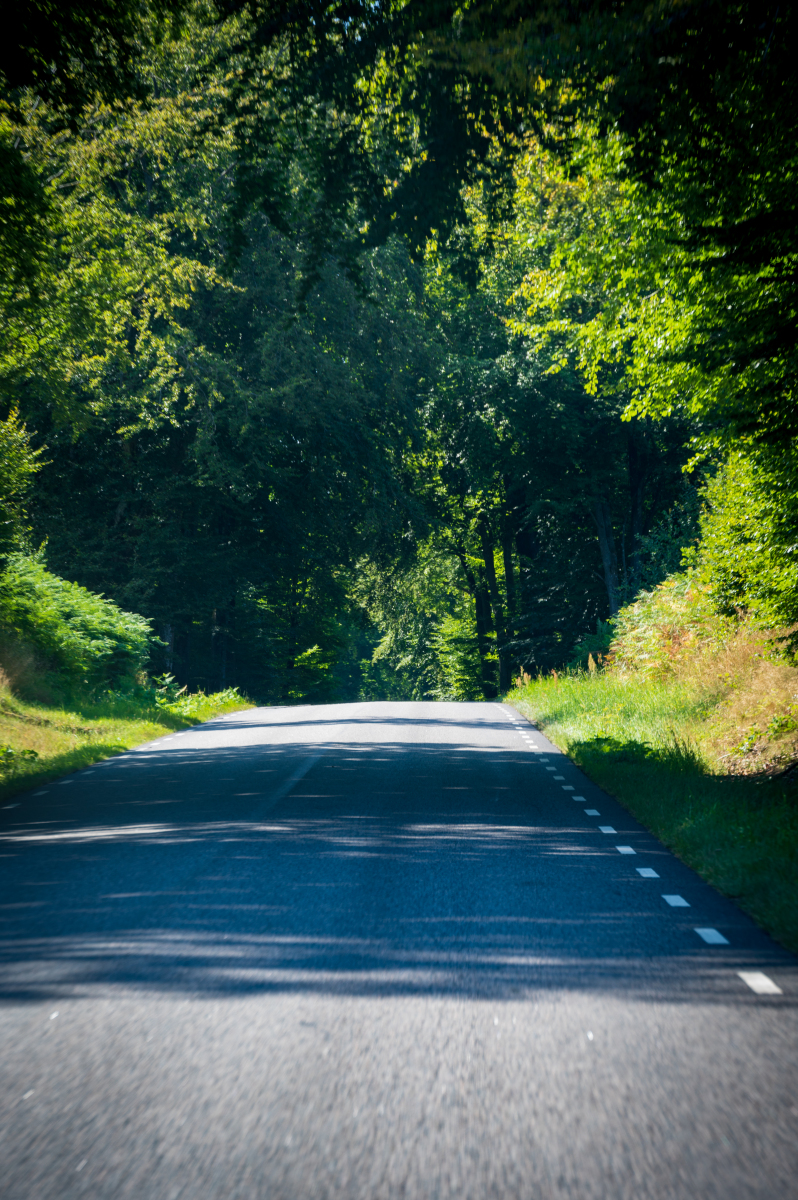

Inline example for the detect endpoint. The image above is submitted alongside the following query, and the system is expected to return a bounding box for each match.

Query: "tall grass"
[0,679,253,802]
[517,670,714,750]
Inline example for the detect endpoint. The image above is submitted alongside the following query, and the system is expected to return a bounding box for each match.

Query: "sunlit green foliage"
[0,552,153,687]
[1,71,233,429]
[0,407,41,552]
[687,454,798,630]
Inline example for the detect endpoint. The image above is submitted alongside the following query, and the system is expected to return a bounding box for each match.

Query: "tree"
[0,408,41,555]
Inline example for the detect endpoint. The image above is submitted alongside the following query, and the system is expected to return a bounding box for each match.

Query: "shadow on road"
[0,737,793,1007]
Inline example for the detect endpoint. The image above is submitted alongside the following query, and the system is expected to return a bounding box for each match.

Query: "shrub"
[687,452,798,629]
[0,553,154,689]
[609,572,734,678]
[149,674,249,719]
[0,409,42,554]
[568,619,615,670]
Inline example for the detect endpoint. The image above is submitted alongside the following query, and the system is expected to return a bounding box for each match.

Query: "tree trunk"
[212,608,227,689]
[456,547,496,698]
[590,498,621,616]
[162,623,173,673]
[501,505,516,629]
[479,517,512,694]
[510,487,539,620]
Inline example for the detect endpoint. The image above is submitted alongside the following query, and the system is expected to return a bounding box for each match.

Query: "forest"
[1,0,796,709]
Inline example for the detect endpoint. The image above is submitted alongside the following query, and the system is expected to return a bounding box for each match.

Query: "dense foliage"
[1,2,795,703]
[0,552,153,687]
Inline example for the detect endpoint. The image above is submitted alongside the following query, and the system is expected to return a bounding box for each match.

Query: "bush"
[609,572,734,678]
[0,553,154,689]
[568,619,615,670]
[150,674,249,720]
[0,409,41,554]
[687,452,798,629]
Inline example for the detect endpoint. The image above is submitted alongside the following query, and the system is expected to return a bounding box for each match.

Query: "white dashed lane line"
[508,717,790,996]
[505,715,762,980]
[695,928,729,945]
[738,971,783,995]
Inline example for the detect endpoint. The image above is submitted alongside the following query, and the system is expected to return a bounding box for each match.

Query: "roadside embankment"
[0,683,253,803]
[509,575,798,956]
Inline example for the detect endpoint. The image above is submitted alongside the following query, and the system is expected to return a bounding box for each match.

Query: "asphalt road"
[1,700,796,1199]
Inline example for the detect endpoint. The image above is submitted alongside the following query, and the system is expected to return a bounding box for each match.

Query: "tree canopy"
[1,0,795,701]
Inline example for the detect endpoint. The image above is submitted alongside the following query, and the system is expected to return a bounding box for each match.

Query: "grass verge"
[509,671,798,956]
[0,685,253,803]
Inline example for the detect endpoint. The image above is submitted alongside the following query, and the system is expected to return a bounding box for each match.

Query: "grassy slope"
[509,671,798,956]
[0,687,253,802]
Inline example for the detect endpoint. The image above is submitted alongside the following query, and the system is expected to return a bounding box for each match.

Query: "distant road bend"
[1,701,796,1199]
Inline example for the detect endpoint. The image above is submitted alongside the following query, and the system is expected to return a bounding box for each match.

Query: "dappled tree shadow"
[0,723,793,1007]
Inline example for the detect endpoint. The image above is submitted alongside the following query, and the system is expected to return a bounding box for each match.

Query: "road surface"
[1,701,796,1199]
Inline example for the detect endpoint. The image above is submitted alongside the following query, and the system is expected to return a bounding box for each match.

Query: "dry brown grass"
[610,576,798,776]
[693,630,798,774]
[642,621,798,774]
